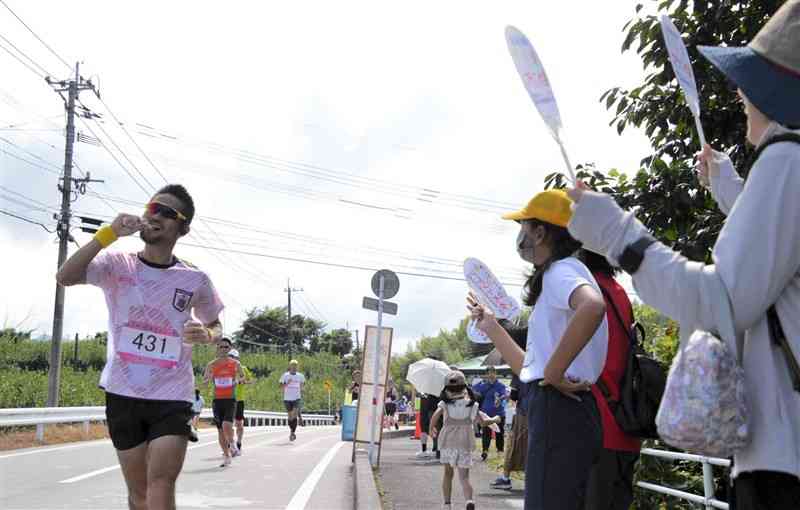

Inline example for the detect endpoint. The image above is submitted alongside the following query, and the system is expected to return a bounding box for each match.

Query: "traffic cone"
[414,411,421,439]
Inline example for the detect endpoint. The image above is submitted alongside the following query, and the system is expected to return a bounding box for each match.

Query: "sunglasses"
[145,201,187,221]
[446,384,466,392]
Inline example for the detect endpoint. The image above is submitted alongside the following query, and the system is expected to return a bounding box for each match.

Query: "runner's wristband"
[94,225,118,248]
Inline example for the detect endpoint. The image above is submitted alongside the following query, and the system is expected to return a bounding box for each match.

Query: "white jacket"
[568,125,800,478]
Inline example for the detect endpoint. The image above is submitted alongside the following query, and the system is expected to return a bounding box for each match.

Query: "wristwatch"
[618,236,657,274]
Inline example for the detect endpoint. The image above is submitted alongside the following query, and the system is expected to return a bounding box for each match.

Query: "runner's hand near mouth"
[110,213,143,236]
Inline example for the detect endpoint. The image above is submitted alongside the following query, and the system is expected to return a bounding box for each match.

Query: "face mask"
[516,230,536,264]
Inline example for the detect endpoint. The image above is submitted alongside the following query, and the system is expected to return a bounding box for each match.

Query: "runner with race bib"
[203,338,244,466]
[280,360,306,441]
[55,184,224,509]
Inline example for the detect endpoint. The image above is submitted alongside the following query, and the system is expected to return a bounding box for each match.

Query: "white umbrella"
[406,358,451,396]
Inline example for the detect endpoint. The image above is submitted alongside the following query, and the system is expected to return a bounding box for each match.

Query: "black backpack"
[597,284,666,440]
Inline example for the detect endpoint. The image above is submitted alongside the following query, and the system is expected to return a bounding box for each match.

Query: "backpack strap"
[753,133,800,393]
[596,281,635,402]
[749,133,800,169]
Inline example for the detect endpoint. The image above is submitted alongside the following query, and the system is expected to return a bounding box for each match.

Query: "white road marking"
[285,441,344,510]
[58,429,278,484]
[0,428,223,460]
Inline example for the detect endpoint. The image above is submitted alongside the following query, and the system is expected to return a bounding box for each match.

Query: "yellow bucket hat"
[501,189,573,227]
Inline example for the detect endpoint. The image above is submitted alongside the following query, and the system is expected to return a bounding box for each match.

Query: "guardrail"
[0,406,336,441]
[637,448,731,510]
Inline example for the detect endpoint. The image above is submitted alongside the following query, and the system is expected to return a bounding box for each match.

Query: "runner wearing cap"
[204,338,245,466]
[55,184,224,508]
[229,348,253,455]
[279,360,306,441]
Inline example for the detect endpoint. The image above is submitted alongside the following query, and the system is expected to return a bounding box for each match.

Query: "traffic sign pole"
[368,274,384,467]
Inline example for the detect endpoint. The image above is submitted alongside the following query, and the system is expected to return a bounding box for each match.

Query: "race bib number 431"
[117,326,182,368]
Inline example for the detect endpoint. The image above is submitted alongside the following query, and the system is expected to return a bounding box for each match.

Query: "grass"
[0,422,109,451]
[479,438,525,481]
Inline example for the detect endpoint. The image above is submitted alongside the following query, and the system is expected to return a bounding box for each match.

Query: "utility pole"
[73,332,79,363]
[45,63,100,407]
[284,278,303,360]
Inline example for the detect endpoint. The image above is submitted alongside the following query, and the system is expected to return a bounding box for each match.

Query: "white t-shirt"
[438,399,479,421]
[519,257,608,384]
[280,372,306,401]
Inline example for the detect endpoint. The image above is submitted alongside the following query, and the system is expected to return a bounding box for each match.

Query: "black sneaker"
[465,501,475,510]
[480,451,488,461]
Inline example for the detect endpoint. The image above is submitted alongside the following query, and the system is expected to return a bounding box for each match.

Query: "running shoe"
[290,432,296,441]
[415,451,430,459]
[220,455,231,468]
[490,477,512,490]
[465,501,475,510]
[480,451,488,461]
[231,444,240,457]
[188,425,199,443]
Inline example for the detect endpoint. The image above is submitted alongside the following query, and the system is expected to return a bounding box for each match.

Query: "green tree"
[311,328,354,356]
[546,0,785,262]
[235,306,325,354]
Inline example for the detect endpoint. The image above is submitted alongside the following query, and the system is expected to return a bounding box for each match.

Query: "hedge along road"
[0,425,352,510]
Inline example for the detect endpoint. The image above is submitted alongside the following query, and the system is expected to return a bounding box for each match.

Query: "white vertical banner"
[352,325,393,463]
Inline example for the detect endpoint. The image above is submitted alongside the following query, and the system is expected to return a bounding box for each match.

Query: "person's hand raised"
[110,213,143,237]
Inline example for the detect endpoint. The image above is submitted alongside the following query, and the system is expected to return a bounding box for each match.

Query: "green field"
[0,335,351,413]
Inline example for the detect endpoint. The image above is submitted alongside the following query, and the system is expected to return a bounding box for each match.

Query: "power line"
[179,242,525,287]
[0,0,73,72]
[77,190,523,279]
[0,144,60,175]
[0,38,45,79]
[74,114,152,197]
[0,32,54,76]
[78,108,158,193]
[0,208,54,232]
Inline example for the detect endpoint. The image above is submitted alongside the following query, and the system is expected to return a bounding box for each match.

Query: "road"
[0,425,353,510]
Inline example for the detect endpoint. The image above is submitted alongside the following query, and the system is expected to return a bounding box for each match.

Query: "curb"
[380,426,415,440]
[354,450,383,510]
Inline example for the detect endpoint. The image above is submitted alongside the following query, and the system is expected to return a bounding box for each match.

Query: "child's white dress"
[437,399,479,468]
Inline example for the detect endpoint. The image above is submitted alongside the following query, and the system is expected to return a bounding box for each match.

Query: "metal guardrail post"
[36,423,44,441]
[702,460,715,510]
[82,420,90,438]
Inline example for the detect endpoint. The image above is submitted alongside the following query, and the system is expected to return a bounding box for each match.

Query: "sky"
[0,1,656,354]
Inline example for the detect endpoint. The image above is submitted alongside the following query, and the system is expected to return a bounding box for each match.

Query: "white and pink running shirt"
[87,251,224,403]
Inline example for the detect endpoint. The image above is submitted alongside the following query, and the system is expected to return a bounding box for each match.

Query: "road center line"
[285,441,344,510]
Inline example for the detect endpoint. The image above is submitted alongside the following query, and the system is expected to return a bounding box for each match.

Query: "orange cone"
[414,411,421,439]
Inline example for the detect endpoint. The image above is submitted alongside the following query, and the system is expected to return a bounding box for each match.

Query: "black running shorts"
[235,400,245,421]
[284,399,302,412]
[105,392,192,451]
[212,398,236,429]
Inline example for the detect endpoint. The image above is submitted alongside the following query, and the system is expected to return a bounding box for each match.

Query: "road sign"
[371,269,399,299]
[324,380,332,392]
[362,296,398,315]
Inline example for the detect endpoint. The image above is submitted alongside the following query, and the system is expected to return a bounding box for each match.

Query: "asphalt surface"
[0,425,352,510]
[378,433,525,509]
